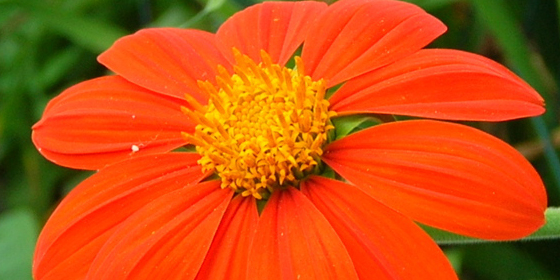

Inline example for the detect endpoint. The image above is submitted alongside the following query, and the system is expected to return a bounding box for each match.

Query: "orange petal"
[216,1,327,66]
[195,195,258,280]
[86,181,231,280]
[98,28,230,104]
[32,76,193,170]
[323,120,547,240]
[330,49,545,121]
[302,0,446,87]
[302,176,457,280]
[248,187,359,280]
[33,153,209,280]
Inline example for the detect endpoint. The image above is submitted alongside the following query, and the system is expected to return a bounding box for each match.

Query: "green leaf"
[180,0,227,28]
[558,0,560,38]
[462,243,555,280]
[10,0,127,53]
[204,0,226,13]
[404,0,458,10]
[38,47,82,89]
[0,209,38,280]
[331,114,383,140]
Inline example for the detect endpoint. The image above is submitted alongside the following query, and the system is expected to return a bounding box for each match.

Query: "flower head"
[32,0,547,279]
[184,50,335,199]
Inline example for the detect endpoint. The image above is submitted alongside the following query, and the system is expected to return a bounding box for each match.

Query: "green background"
[1,0,560,279]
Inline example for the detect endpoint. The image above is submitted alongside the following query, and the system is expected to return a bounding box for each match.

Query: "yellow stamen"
[182,49,335,199]
[183,93,206,113]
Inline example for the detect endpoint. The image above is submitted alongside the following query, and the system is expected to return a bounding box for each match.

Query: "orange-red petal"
[33,153,209,280]
[32,76,193,170]
[302,0,446,87]
[98,28,230,104]
[302,176,457,280]
[323,120,547,240]
[86,180,231,280]
[195,195,258,280]
[330,49,545,121]
[248,187,359,280]
[216,1,327,66]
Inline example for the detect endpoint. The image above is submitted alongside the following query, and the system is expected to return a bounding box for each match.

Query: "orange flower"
[32,0,547,279]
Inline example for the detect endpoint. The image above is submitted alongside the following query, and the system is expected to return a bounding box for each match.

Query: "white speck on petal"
[131,145,140,153]
[132,115,136,119]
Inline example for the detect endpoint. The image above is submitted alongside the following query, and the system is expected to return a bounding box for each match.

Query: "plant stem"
[426,207,560,245]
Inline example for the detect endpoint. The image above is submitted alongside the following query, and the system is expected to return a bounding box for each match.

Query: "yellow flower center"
[182,50,335,199]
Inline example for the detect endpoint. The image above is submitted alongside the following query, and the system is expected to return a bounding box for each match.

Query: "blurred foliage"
[0,0,559,279]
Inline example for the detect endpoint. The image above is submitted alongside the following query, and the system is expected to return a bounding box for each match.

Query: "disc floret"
[183,50,335,199]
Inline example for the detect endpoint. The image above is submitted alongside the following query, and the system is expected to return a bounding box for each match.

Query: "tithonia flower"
[32,0,547,279]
